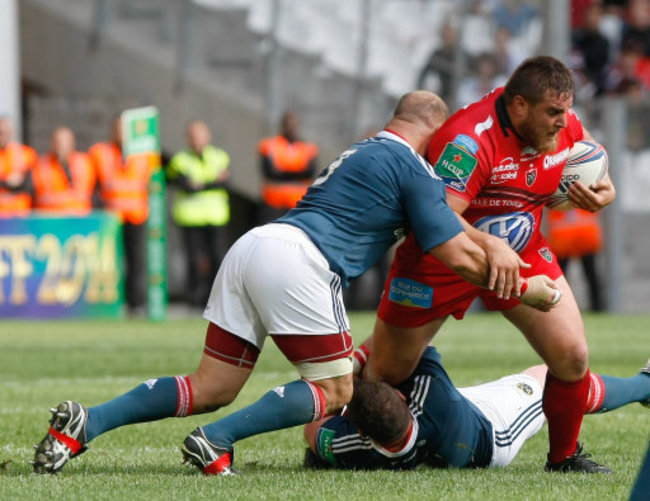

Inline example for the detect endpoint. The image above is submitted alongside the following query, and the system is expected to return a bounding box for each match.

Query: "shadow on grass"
[0,455,309,477]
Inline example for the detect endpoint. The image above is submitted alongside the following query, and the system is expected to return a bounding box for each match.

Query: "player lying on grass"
[304,346,650,471]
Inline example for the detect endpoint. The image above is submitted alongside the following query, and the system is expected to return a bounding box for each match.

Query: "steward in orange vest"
[89,119,156,225]
[89,117,156,313]
[0,117,37,217]
[32,127,97,216]
[547,207,604,311]
[547,208,602,260]
[259,111,318,215]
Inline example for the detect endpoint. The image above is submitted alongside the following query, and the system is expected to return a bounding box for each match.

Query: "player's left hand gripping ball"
[519,275,561,311]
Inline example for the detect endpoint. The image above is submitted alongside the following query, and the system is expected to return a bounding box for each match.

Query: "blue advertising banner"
[0,211,124,318]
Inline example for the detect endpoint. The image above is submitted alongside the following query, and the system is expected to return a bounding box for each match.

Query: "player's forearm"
[429,232,489,287]
[459,217,493,250]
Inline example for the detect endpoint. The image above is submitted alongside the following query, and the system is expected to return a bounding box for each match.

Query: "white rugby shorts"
[458,374,545,468]
[203,223,350,350]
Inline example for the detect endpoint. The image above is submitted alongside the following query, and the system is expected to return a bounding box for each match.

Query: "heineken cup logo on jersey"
[434,143,477,192]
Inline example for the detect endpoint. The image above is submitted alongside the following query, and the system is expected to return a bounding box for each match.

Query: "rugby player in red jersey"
[365,56,617,473]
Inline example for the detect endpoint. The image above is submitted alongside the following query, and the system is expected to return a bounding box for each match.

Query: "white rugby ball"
[547,140,608,210]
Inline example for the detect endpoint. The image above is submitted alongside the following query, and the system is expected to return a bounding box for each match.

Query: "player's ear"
[510,95,529,119]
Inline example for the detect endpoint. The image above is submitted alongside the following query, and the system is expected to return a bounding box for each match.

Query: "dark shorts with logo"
[377,232,563,327]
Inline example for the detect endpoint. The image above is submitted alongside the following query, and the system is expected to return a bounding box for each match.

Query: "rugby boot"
[544,442,612,473]
[31,401,88,474]
[641,358,650,408]
[181,427,236,475]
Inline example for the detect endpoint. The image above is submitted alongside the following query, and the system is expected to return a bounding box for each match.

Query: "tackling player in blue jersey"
[32,91,559,476]
[304,348,650,471]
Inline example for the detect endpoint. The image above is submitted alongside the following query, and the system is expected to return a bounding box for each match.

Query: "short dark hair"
[504,55,575,105]
[346,379,411,445]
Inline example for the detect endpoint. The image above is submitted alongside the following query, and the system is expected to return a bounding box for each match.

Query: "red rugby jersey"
[431,87,583,251]
[394,87,584,273]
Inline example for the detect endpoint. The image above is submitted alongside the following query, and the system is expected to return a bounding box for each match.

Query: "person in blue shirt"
[32,91,559,476]
[304,348,650,471]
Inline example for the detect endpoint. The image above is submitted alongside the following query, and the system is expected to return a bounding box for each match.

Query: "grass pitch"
[1,311,648,500]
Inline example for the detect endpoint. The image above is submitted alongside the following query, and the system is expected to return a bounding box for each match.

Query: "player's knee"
[549,344,589,381]
[314,374,354,413]
[297,357,354,413]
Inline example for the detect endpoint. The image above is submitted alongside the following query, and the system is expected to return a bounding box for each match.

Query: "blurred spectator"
[89,117,156,315]
[493,0,538,37]
[603,0,625,10]
[456,52,507,108]
[598,1,625,60]
[32,127,96,216]
[571,2,611,97]
[623,80,650,151]
[572,0,595,29]
[258,111,318,224]
[606,39,650,92]
[621,0,650,57]
[417,20,471,106]
[494,26,528,76]
[167,120,231,308]
[547,208,604,311]
[0,116,37,217]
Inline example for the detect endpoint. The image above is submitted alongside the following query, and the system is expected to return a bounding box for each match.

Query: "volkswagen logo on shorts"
[473,212,535,252]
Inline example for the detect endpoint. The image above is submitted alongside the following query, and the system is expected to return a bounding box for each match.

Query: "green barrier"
[122,106,167,321]
[147,168,167,321]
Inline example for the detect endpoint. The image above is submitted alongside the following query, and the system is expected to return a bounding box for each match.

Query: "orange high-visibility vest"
[0,142,37,217]
[259,135,317,209]
[32,152,96,215]
[89,142,156,225]
[547,208,603,259]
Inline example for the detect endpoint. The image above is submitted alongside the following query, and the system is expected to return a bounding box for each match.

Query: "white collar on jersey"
[376,129,414,152]
[369,413,419,459]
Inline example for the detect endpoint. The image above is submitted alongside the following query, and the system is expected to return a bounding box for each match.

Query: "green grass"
[1,312,648,500]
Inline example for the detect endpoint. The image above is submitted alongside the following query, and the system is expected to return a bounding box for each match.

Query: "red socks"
[543,370,591,463]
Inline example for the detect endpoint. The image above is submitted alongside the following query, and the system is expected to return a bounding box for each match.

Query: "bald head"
[392,90,448,130]
[187,120,211,153]
[386,91,449,155]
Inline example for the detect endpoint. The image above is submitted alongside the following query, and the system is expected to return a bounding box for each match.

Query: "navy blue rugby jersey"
[277,131,462,285]
[315,346,493,470]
